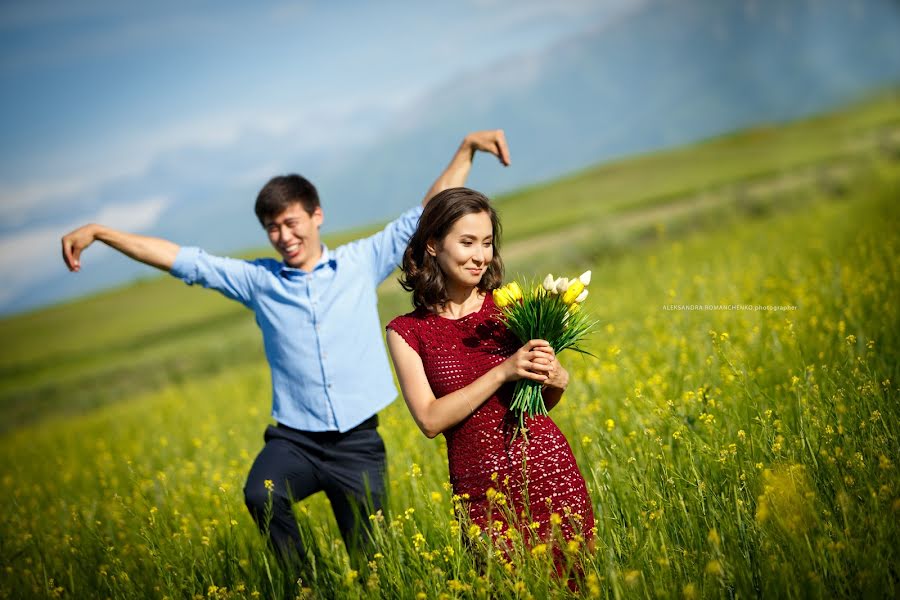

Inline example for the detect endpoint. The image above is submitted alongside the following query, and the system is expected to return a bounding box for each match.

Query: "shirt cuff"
[170,246,202,284]
[405,204,425,221]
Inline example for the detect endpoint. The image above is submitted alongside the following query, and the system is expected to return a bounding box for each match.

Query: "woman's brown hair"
[399,187,504,310]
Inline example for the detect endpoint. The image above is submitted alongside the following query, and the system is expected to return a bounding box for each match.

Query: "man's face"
[263,203,323,271]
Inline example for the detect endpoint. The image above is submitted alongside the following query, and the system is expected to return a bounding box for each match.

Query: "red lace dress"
[387,293,595,553]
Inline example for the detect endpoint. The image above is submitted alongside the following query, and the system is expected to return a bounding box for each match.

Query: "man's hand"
[464,129,511,167]
[422,128,512,205]
[60,224,180,273]
[61,224,99,272]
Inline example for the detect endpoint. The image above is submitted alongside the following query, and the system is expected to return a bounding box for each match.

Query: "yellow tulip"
[493,287,512,308]
[562,279,585,305]
[507,281,523,302]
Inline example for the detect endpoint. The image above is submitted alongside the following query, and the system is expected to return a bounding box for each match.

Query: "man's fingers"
[62,239,76,271]
[64,238,84,272]
[494,142,509,166]
[471,129,510,165]
[495,131,510,166]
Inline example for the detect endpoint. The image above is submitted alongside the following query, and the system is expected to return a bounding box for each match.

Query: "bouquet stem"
[508,379,548,432]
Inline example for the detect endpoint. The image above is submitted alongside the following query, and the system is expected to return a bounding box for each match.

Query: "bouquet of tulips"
[493,271,596,432]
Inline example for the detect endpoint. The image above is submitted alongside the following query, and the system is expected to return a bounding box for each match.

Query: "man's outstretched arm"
[421,129,510,206]
[62,224,180,273]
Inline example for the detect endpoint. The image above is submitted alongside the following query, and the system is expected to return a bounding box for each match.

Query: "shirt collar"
[279,244,337,276]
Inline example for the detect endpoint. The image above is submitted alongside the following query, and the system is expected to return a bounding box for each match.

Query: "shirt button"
[327,383,333,389]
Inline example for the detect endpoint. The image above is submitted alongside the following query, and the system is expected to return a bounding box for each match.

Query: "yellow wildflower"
[624,570,641,587]
[705,560,723,577]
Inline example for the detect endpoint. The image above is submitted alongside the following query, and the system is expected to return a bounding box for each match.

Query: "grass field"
[1,92,899,599]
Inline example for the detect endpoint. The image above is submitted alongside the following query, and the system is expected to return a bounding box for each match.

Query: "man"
[60,130,510,569]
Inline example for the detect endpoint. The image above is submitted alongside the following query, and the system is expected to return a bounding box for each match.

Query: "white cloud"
[0,112,243,226]
[89,195,170,231]
[0,177,103,228]
[0,92,411,227]
[0,195,170,305]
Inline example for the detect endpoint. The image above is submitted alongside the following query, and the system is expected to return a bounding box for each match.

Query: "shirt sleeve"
[341,205,424,286]
[169,247,260,308]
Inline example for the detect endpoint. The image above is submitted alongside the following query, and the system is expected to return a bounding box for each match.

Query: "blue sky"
[0,1,634,227]
[2,0,898,315]
[0,0,641,310]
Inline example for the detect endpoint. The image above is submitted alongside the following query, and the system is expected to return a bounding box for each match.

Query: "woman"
[385,187,595,565]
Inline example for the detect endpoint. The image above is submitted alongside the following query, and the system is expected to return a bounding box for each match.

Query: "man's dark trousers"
[243,414,386,567]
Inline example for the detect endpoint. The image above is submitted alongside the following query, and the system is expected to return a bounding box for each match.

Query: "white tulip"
[555,277,569,293]
[579,270,592,286]
[575,289,589,303]
[542,274,556,291]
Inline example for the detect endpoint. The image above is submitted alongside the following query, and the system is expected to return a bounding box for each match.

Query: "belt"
[276,414,379,435]
[351,414,379,431]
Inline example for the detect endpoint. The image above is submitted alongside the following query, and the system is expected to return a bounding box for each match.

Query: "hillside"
[0,91,898,433]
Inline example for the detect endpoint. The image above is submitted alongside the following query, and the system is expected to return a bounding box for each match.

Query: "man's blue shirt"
[169,205,423,432]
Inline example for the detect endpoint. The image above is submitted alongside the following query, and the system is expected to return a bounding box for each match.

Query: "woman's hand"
[533,346,569,391]
[501,339,553,383]
[532,346,568,411]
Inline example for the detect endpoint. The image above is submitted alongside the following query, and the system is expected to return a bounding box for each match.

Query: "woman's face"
[429,210,494,290]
